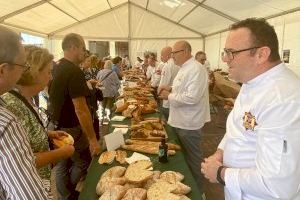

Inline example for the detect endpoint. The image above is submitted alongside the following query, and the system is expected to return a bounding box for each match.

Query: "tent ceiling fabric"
[1,0,300,38]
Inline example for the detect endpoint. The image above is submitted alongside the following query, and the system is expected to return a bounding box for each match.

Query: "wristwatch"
[217,165,226,186]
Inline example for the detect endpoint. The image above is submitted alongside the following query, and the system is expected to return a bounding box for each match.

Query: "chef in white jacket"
[158,46,180,120]
[201,18,300,200]
[159,40,210,193]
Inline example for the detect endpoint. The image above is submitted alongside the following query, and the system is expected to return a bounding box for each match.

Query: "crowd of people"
[1,17,300,200]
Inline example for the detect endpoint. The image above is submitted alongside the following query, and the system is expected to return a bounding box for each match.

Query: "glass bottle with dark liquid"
[158,135,168,163]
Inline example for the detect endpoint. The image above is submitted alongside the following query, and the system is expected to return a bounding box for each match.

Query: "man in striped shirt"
[0,26,49,199]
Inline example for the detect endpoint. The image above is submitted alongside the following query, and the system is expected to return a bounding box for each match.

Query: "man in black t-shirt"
[49,33,101,200]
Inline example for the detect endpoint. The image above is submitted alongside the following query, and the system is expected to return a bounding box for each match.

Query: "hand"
[48,130,68,140]
[58,145,75,159]
[89,140,101,157]
[157,85,172,94]
[158,90,170,100]
[207,149,223,163]
[201,158,223,183]
[88,79,99,87]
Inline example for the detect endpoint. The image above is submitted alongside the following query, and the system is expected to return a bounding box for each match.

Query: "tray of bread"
[96,160,191,200]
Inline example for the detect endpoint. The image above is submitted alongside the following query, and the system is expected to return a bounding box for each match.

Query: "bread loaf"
[125,160,153,184]
[121,144,176,156]
[98,151,116,164]
[160,171,184,183]
[52,134,74,147]
[96,166,127,195]
[116,150,127,164]
[143,171,161,190]
[147,181,180,200]
[96,177,126,195]
[121,188,147,200]
[98,185,126,200]
[125,139,181,151]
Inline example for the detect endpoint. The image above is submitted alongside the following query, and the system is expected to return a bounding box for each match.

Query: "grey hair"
[104,60,113,70]
[0,25,21,63]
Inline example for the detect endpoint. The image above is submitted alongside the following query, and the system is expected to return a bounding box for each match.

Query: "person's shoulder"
[0,105,19,131]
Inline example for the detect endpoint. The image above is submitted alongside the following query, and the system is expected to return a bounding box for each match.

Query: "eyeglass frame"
[1,62,31,71]
[222,46,262,61]
[171,49,185,55]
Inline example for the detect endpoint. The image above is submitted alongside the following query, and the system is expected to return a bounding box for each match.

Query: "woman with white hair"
[96,60,120,117]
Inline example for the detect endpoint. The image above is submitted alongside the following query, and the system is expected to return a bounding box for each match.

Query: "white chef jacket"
[151,62,164,87]
[219,63,300,200]
[146,65,155,80]
[168,57,210,130]
[159,58,180,108]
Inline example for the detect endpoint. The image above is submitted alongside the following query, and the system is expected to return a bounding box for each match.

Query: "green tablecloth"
[79,115,203,200]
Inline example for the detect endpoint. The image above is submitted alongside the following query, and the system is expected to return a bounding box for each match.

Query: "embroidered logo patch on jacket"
[243,111,257,131]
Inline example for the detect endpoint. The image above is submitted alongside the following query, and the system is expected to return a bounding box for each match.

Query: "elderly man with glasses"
[158,40,211,194]
[201,18,300,200]
[0,26,49,199]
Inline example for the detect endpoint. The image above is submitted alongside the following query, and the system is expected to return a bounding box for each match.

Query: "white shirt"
[219,63,300,200]
[146,65,155,80]
[151,62,164,88]
[159,58,180,108]
[168,57,210,130]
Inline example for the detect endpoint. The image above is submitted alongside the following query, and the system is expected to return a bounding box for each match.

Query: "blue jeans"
[55,126,91,200]
[175,128,203,193]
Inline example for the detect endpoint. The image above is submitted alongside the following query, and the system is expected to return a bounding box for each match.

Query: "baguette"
[125,139,181,151]
[121,144,176,156]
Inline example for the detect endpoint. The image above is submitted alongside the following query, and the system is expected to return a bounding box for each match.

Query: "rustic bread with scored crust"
[147,181,180,200]
[116,150,127,164]
[160,171,184,183]
[121,188,147,200]
[98,151,116,164]
[98,185,126,200]
[125,160,153,184]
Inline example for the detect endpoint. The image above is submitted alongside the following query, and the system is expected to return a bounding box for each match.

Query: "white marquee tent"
[1,0,300,75]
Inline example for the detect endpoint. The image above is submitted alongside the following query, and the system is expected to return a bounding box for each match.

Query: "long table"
[79,114,203,200]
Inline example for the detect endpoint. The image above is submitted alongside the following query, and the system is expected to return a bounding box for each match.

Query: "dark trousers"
[175,128,203,193]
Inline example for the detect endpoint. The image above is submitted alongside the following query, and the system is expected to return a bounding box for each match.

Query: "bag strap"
[8,90,44,128]
[100,70,113,82]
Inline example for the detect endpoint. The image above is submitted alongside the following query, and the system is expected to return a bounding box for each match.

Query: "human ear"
[257,47,271,63]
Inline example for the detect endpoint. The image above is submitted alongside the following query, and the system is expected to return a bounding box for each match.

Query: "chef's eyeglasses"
[221,46,261,61]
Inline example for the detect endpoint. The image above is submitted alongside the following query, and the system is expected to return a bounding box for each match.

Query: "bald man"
[158,41,210,193]
[158,46,179,120]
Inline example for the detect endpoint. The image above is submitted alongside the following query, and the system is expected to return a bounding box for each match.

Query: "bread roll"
[98,151,116,164]
[52,134,74,147]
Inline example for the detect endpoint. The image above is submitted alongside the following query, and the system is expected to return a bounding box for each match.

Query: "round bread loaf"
[125,160,153,184]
